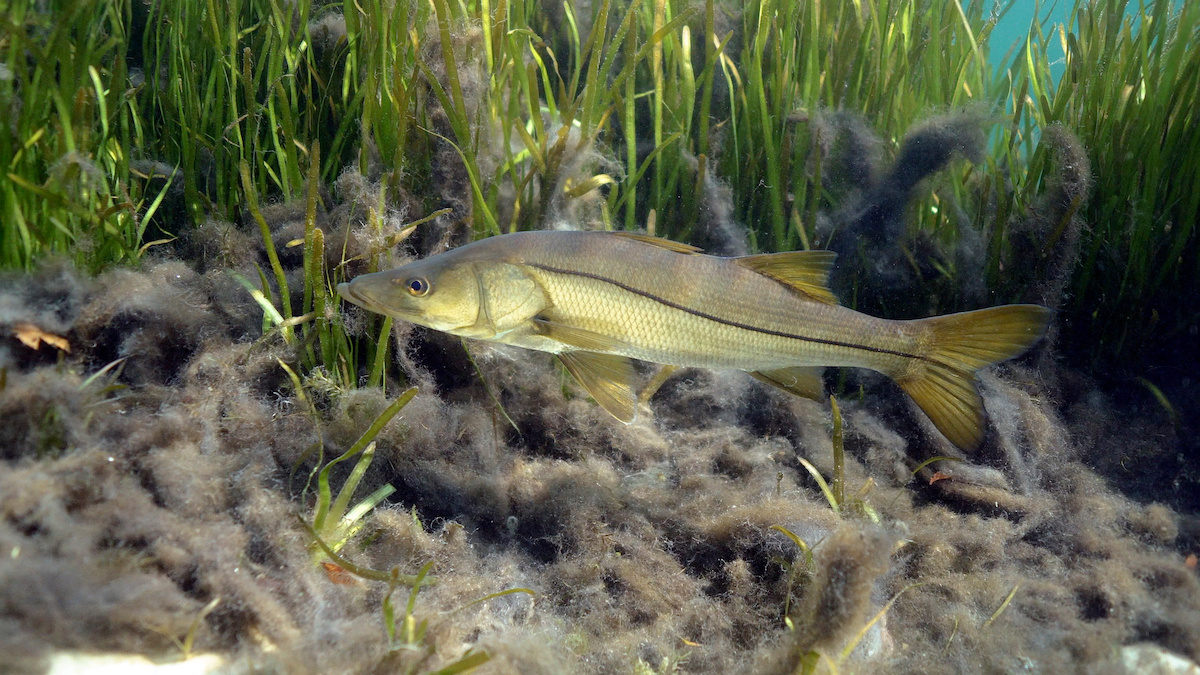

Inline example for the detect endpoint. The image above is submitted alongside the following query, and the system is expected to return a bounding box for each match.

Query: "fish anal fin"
[557,351,639,423]
[750,367,825,400]
[734,251,839,305]
[640,364,680,405]
[534,317,632,353]
[896,365,985,451]
[610,231,703,254]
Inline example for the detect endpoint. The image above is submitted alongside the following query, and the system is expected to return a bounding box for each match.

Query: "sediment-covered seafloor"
[2,158,1198,674]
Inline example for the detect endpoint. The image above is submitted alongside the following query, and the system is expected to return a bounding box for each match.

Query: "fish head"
[337,254,483,335]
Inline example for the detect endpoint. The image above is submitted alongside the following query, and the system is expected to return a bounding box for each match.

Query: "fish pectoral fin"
[750,367,826,400]
[533,317,632,352]
[610,231,704,254]
[734,251,839,305]
[557,351,639,423]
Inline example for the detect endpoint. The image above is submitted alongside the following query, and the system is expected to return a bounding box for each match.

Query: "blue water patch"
[981,1,1182,74]
[985,2,1061,71]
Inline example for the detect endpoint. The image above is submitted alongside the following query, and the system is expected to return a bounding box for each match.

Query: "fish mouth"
[336,281,383,314]
[335,281,362,305]
[337,279,415,320]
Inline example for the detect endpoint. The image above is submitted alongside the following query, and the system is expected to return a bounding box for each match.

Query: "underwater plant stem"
[799,457,839,514]
[831,395,845,508]
[749,0,786,250]
[623,10,637,231]
[302,518,433,586]
[312,387,417,532]
[240,161,294,330]
[367,316,394,389]
[697,0,716,159]
[302,140,333,370]
[325,441,377,534]
[651,0,665,216]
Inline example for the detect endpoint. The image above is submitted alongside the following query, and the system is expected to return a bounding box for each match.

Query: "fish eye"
[405,277,430,296]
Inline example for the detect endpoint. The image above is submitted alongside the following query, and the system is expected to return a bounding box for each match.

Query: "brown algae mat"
[2,227,1198,674]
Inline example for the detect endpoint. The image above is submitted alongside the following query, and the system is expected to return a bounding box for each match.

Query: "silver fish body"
[338,230,1049,450]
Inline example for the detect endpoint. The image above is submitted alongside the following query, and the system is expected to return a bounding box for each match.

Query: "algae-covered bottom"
[1,249,1198,674]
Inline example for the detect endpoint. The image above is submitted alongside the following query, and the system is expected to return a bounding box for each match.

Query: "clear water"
[983,1,1181,72]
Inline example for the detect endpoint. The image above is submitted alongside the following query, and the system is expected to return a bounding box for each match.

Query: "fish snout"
[336,278,383,312]
[337,273,416,317]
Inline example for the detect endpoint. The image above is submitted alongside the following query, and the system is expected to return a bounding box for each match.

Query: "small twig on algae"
[982,582,1020,629]
[839,583,926,661]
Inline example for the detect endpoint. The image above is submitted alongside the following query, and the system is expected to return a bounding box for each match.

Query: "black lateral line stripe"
[530,263,927,362]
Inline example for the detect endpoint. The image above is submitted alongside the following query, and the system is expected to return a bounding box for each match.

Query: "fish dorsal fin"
[557,351,639,423]
[610,231,703,254]
[750,367,825,400]
[734,250,839,304]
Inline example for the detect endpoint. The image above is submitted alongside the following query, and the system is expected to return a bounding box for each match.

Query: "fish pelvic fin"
[558,351,639,424]
[896,304,1051,451]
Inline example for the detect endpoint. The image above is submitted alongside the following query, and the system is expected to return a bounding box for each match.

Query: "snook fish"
[337,230,1049,450]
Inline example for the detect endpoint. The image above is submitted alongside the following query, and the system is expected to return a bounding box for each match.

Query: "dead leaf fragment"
[929,471,952,485]
[14,323,71,353]
[321,561,363,586]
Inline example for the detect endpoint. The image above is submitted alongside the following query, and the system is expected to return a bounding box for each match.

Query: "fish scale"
[526,265,862,370]
[518,235,913,373]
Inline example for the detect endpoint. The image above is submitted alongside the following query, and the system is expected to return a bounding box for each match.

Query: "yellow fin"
[896,304,1051,450]
[558,351,639,423]
[750,367,825,400]
[734,251,839,304]
[640,364,680,405]
[896,363,987,451]
[533,318,632,352]
[610,231,703,254]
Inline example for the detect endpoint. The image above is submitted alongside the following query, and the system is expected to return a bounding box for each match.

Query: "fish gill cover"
[0,0,1198,673]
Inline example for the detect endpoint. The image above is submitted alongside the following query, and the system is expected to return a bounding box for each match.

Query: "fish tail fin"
[894,304,1051,450]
